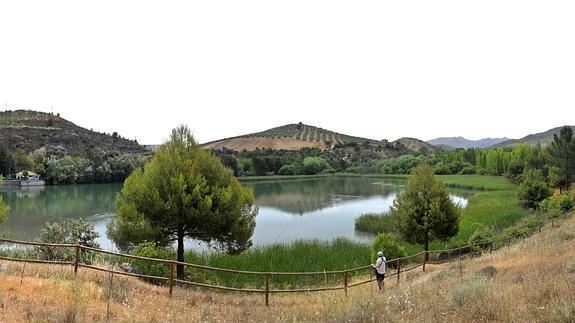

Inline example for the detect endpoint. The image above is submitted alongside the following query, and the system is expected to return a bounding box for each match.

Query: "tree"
[107,126,258,279]
[220,154,242,176]
[394,164,460,259]
[302,156,330,175]
[0,145,15,176]
[547,126,575,192]
[517,169,552,209]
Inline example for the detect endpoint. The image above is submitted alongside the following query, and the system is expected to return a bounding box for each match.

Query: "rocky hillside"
[0,110,148,156]
[491,125,575,148]
[202,122,441,154]
[394,137,441,154]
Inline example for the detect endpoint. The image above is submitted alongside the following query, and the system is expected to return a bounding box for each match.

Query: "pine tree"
[547,126,575,192]
[394,164,460,259]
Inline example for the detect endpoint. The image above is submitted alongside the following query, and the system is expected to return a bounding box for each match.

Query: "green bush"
[371,233,406,263]
[35,219,100,263]
[302,157,330,175]
[468,226,494,249]
[278,164,297,175]
[130,242,173,282]
[517,169,552,209]
[540,193,575,217]
[459,166,476,175]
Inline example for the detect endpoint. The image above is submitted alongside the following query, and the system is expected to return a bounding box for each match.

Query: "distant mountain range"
[428,125,575,150]
[202,123,441,155]
[427,137,509,149]
[491,125,575,148]
[0,110,148,156]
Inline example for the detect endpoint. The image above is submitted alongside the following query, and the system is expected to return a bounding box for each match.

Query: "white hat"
[377,251,383,257]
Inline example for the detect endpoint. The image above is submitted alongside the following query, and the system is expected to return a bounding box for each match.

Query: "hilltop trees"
[107,126,258,279]
[394,164,460,258]
[547,126,575,192]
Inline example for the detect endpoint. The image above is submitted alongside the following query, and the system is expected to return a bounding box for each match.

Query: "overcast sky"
[1,1,574,145]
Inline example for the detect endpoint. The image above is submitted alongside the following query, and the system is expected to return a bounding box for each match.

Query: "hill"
[202,123,441,154]
[0,110,148,156]
[394,137,441,154]
[492,125,575,148]
[428,136,509,149]
[202,123,378,151]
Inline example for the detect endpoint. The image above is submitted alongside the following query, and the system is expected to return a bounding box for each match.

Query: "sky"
[1,1,574,145]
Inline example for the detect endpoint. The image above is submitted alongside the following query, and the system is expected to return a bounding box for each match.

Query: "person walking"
[372,251,386,290]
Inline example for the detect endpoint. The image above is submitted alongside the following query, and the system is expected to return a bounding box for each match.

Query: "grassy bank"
[238,174,332,182]
[1,212,573,322]
[167,175,524,284]
[126,238,371,289]
[355,175,526,253]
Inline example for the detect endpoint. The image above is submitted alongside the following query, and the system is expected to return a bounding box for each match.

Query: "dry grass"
[1,215,575,322]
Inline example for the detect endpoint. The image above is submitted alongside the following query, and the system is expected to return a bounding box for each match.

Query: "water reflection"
[0,177,474,249]
[0,184,119,242]
[244,177,404,215]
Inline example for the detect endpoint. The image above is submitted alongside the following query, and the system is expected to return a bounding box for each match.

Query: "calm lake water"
[0,177,473,250]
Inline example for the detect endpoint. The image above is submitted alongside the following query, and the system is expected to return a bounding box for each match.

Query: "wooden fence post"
[539,225,542,234]
[489,243,492,254]
[448,250,452,263]
[265,273,270,306]
[74,245,80,275]
[396,259,400,284]
[343,272,348,297]
[169,261,175,298]
[422,252,427,272]
[106,266,115,321]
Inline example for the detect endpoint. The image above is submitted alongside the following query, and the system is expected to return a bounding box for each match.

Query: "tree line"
[213,127,574,189]
[0,145,146,185]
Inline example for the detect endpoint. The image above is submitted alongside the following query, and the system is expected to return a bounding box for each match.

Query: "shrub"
[480,265,497,278]
[302,157,330,175]
[35,222,70,261]
[540,193,575,217]
[35,219,100,264]
[130,242,173,282]
[371,233,406,263]
[517,169,552,209]
[459,166,476,175]
[468,226,494,249]
[278,164,296,175]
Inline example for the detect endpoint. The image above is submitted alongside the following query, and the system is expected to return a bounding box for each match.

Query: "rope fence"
[1,207,573,306]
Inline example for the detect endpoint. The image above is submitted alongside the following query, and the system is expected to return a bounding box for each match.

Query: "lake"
[0,177,473,250]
